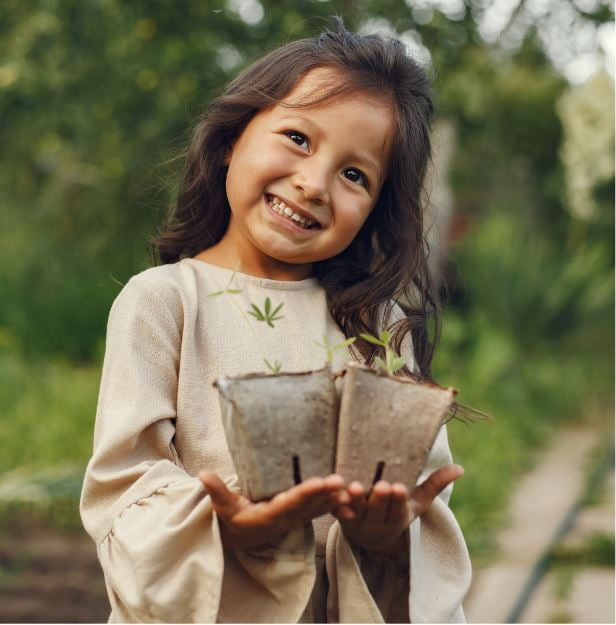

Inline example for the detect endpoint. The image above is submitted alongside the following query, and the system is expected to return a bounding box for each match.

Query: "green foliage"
[434,206,613,560]
[206,269,243,297]
[247,297,284,328]
[263,358,282,373]
[360,330,407,374]
[551,532,615,568]
[314,335,356,365]
[455,212,614,351]
[0,350,98,475]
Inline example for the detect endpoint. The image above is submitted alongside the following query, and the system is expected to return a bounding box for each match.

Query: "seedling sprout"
[247,297,285,328]
[359,330,407,375]
[314,335,357,365]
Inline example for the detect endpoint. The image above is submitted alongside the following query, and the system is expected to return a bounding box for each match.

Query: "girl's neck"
[193,243,314,282]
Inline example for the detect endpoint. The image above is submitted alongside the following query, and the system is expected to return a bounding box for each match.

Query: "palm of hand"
[336,464,464,556]
[199,472,348,550]
[199,464,463,553]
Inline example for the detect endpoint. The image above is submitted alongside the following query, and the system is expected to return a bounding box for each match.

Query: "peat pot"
[335,362,456,492]
[214,366,338,501]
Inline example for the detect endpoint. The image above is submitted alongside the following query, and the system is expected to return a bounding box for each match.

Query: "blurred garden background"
[0,0,613,622]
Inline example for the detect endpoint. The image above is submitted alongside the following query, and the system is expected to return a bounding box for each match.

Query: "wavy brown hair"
[151,18,439,379]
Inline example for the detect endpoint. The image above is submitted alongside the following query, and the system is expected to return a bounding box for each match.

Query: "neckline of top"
[183,258,321,290]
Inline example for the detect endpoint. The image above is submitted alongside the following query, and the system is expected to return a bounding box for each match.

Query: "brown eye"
[343,168,366,187]
[284,131,309,151]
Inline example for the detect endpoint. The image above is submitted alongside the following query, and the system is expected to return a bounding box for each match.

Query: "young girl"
[80,19,471,623]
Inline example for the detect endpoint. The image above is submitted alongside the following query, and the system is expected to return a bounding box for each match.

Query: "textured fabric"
[79,257,471,623]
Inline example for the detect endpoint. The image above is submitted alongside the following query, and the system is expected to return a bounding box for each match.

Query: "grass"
[0,349,100,475]
[0,348,100,532]
[551,532,615,568]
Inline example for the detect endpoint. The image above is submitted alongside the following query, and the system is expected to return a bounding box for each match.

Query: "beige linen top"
[79,258,471,623]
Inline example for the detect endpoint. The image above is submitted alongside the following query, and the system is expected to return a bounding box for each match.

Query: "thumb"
[199,471,241,518]
[409,464,464,518]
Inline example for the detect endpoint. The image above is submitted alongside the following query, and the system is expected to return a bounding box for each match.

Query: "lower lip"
[264,196,321,237]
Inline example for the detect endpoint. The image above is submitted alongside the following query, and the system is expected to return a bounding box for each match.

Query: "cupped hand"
[334,464,464,555]
[199,471,350,550]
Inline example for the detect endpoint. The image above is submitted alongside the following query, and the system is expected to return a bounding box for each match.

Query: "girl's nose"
[292,161,330,205]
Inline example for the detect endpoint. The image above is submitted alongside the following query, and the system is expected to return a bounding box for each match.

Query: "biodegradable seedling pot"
[335,362,456,492]
[214,366,338,501]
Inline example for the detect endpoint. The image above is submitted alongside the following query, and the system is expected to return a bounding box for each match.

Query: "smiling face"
[208,68,395,280]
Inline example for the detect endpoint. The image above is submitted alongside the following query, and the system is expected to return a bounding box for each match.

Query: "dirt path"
[464,425,615,624]
[0,527,109,623]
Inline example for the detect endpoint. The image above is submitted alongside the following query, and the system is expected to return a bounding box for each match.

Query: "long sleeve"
[80,274,316,623]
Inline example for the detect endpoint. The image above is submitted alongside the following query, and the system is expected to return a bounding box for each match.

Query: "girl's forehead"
[282,66,389,110]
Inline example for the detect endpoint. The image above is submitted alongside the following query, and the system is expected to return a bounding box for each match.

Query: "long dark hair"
[151,18,439,379]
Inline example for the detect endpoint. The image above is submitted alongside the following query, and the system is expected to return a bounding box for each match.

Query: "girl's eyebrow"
[277,113,382,178]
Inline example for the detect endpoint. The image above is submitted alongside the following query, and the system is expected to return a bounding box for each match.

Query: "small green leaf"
[264,358,282,373]
[360,333,385,347]
[338,337,357,348]
[247,303,265,320]
[379,330,392,344]
[374,356,388,372]
[389,357,406,373]
[249,298,284,327]
[207,269,242,297]
[270,302,284,317]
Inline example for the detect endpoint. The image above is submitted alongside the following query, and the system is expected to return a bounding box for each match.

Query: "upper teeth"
[268,195,317,228]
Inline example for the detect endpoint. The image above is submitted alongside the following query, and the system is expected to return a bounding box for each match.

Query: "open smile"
[264,194,323,237]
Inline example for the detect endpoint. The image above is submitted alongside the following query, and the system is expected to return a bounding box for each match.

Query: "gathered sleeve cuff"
[98,476,224,622]
[97,474,316,623]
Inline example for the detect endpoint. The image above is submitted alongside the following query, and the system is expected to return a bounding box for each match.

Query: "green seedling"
[247,297,284,328]
[360,332,491,423]
[206,270,285,371]
[263,358,283,373]
[359,330,407,375]
[314,335,357,365]
[206,269,243,297]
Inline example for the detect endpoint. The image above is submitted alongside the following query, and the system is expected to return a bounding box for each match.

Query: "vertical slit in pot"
[292,455,302,484]
[372,460,386,485]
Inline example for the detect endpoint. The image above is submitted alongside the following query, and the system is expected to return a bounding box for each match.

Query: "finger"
[347,481,367,520]
[409,464,464,518]
[266,477,329,526]
[297,489,341,521]
[336,489,352,507]
[365,480,391,523]
[333,505,356,521]
[294,474,347,519]
[386,482,410,527]
[322,473,346,493]
[293,476,328,498]
[198,471,242,519]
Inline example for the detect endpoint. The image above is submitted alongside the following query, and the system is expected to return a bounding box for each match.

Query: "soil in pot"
[214,366,338,501]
